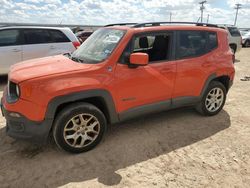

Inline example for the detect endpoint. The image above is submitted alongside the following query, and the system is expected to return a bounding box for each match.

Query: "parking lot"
[0,49,250,187]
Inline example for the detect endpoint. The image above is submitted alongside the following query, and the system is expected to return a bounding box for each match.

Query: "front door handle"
[50,46,56,49]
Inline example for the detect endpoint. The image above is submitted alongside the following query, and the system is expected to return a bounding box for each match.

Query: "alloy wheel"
[205,88,224,112]
[63,113,100,148]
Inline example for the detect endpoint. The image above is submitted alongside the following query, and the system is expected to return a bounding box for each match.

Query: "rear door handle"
[12,49,21,52]
[50,46,56,49]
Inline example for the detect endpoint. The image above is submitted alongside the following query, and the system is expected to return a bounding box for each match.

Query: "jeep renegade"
[1,22,235,153]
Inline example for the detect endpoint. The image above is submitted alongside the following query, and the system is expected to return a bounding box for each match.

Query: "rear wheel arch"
[201,74,231,98]
[213,75,230,92]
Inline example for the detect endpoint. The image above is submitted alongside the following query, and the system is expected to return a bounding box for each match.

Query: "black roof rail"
[133,22,218,28]
[105,23,137,27]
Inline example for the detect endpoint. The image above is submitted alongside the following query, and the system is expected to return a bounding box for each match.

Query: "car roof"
[104,22,226,33]
[106,25,224,34]
[0,26,71,31]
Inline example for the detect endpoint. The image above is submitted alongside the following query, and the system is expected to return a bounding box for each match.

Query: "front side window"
[119,32,172,64]
[71,28,125,64]
[177,31,208,59]
[23,29,52,44]
[0,29,20,47]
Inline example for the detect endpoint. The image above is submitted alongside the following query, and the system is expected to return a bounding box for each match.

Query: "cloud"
[0,0,249,27]
[24,0,61,4]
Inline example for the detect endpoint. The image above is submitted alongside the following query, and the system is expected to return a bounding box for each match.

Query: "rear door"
[22,29,53,61]
[0,29,22,74]
[173,30,218,98]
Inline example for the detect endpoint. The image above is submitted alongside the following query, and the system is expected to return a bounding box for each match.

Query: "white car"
[218,25,242,54]
[241,31,250,47]
[0,26,80,75]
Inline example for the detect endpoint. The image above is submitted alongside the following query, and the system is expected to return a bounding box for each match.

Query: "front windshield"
[71,28,126,64]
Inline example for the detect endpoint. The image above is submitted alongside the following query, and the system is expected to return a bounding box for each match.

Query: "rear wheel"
[53,102,107,153]
[196,81,227,116]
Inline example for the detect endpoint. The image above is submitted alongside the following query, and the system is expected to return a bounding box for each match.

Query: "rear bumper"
[1,99,53,144]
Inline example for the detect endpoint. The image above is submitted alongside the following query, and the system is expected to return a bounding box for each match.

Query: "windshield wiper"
[71,56,85,63]
[64,53,86,63]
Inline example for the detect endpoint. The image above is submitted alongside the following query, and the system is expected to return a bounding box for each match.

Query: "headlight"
[16,84,20,97]
[7,81,20,103]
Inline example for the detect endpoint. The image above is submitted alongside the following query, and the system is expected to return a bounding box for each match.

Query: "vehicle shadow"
[0,75,7,92]
[0,108,231,187]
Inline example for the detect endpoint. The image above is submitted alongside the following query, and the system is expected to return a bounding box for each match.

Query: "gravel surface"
[0,49,250,188]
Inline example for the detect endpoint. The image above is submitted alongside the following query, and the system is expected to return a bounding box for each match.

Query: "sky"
[1,0,250,27]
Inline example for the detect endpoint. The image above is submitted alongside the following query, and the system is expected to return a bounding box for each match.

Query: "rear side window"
[23,29,52,44]
[177,30,218,59]
[49,30,70,42]
[177,31,207,59]
[0,29,20,47]
[228,27,241,37]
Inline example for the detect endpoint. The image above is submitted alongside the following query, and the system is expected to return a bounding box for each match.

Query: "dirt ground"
[0,49,250,188]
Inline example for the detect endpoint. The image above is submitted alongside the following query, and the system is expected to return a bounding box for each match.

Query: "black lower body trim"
[1,103,52,144]
[119,96,201,122]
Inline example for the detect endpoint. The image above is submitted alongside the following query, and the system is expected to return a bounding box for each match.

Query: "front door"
[0,29,22,75]
[114,31,176,114]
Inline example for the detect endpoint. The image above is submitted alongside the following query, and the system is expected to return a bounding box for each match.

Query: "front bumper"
[1,99,53,144]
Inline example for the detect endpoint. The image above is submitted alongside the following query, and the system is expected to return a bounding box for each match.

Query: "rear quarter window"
[207,32,218,52]
[49,30,70,42]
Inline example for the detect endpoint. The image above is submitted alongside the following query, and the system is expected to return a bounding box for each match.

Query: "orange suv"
[1,22,235,153]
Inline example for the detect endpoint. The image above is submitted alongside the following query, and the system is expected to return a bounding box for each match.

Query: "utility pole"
[169,12,172,22]
[199,1,207,23]
[207,14,210,23]
[234,3,242,26]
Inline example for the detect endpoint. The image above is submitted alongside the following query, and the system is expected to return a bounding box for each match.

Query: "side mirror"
[130,53,149,66]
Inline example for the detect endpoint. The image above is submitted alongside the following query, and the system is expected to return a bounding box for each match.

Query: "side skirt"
[118,96,201,122]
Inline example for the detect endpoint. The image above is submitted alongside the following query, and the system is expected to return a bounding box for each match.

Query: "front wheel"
[196,81,227,116]
[53,102,107,153]
[244,40,250,47]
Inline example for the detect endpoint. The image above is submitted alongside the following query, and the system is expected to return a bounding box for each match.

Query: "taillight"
[72,41,80,49]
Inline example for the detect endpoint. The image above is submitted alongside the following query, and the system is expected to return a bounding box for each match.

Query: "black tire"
[53,102,107,153]
[196,81,227,116]
[230,44,236,54]
[244,40,250,48]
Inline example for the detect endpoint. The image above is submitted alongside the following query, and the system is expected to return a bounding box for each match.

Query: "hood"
[9,55,94,83]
